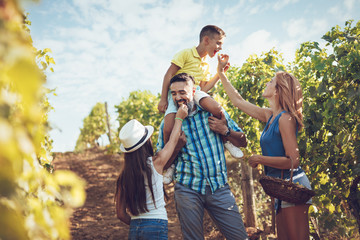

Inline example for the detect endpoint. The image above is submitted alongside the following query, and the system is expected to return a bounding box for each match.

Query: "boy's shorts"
[165,87,209,116]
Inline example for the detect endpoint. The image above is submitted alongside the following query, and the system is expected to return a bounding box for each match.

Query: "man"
[157,73,248,239]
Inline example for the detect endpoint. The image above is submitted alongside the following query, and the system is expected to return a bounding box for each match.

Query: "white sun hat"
[119,119,154,153]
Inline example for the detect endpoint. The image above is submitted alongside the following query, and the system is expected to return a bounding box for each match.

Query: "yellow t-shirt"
[171,46,211,85]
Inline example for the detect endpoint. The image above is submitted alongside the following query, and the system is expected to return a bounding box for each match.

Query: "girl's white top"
[131,157,167,220]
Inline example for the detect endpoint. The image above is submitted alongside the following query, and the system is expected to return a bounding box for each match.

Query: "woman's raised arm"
[217,54,271,123]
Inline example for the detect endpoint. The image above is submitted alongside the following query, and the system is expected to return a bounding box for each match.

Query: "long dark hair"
[115,139,156,216]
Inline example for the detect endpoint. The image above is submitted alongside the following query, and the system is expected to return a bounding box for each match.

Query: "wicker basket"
[259,157,315,204]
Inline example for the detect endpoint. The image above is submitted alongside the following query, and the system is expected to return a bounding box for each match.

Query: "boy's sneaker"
[224,141,244,158]
[163,164,175,184]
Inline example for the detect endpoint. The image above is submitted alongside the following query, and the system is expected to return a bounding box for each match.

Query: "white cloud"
[328,2,356,23]
[248,5,261,15]
[278,40,298,64]
[228,30,279,66]
[310,19,328,37]
[328,6,342,20]
[283,18,328,41]
[223,0,246,16]
[283,18,307,38]
[344,0,355,10]
[273,0,299,11]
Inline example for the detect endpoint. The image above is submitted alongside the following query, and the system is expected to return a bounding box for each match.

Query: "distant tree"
[115,90,162,149]
[75,102,107,151]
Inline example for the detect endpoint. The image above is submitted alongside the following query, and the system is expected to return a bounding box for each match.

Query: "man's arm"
[224,128,247,148]
[208,111,247,148]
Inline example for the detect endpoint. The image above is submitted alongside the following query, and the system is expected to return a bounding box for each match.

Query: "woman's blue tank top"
[260,110,304,179]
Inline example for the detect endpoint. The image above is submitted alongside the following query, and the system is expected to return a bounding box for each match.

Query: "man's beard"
[177,100,195,115]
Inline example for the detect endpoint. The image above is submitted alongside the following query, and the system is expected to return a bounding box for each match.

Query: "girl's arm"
[217,54,272,123]
[115,191,131,225]
[153,104,188,174]
[163,131,186,170]
[248,113,300,169]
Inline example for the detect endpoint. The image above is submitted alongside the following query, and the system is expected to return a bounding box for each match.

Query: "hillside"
[53,148,266,239]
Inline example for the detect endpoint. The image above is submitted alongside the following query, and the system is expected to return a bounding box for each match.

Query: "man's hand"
[209,111,247,148]
[208,111,228,135]
[176,102,188,120]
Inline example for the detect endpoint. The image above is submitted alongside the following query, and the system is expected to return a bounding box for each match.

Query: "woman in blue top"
[217,54,312,240]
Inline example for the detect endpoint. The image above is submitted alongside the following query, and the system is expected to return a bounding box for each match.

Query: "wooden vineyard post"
[240,158,257,228]
[105,102,112,145]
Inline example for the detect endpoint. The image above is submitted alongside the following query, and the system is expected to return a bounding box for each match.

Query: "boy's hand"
[158,99,168,113]
[176,103,188,120]
[224,61,230,72]
[217,54,230,73]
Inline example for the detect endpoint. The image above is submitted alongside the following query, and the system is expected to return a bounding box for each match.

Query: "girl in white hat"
[115,104,187,239]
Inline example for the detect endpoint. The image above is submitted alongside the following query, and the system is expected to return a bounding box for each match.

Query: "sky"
[23,0,360,152]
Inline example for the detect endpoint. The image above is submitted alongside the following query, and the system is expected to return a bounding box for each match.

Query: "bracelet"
[175,117,183,122]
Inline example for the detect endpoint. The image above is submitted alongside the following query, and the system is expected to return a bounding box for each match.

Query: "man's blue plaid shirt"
[157,105,243,194]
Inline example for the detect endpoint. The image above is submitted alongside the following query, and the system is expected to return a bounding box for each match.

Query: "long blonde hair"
[275,71,304,130]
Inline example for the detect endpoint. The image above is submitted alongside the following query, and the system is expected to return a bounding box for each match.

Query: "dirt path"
[53,148,127,239]
[53,148,225,240]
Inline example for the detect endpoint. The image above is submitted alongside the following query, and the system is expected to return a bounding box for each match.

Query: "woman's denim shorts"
[129,218,168,240]
[275,172,313,213]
